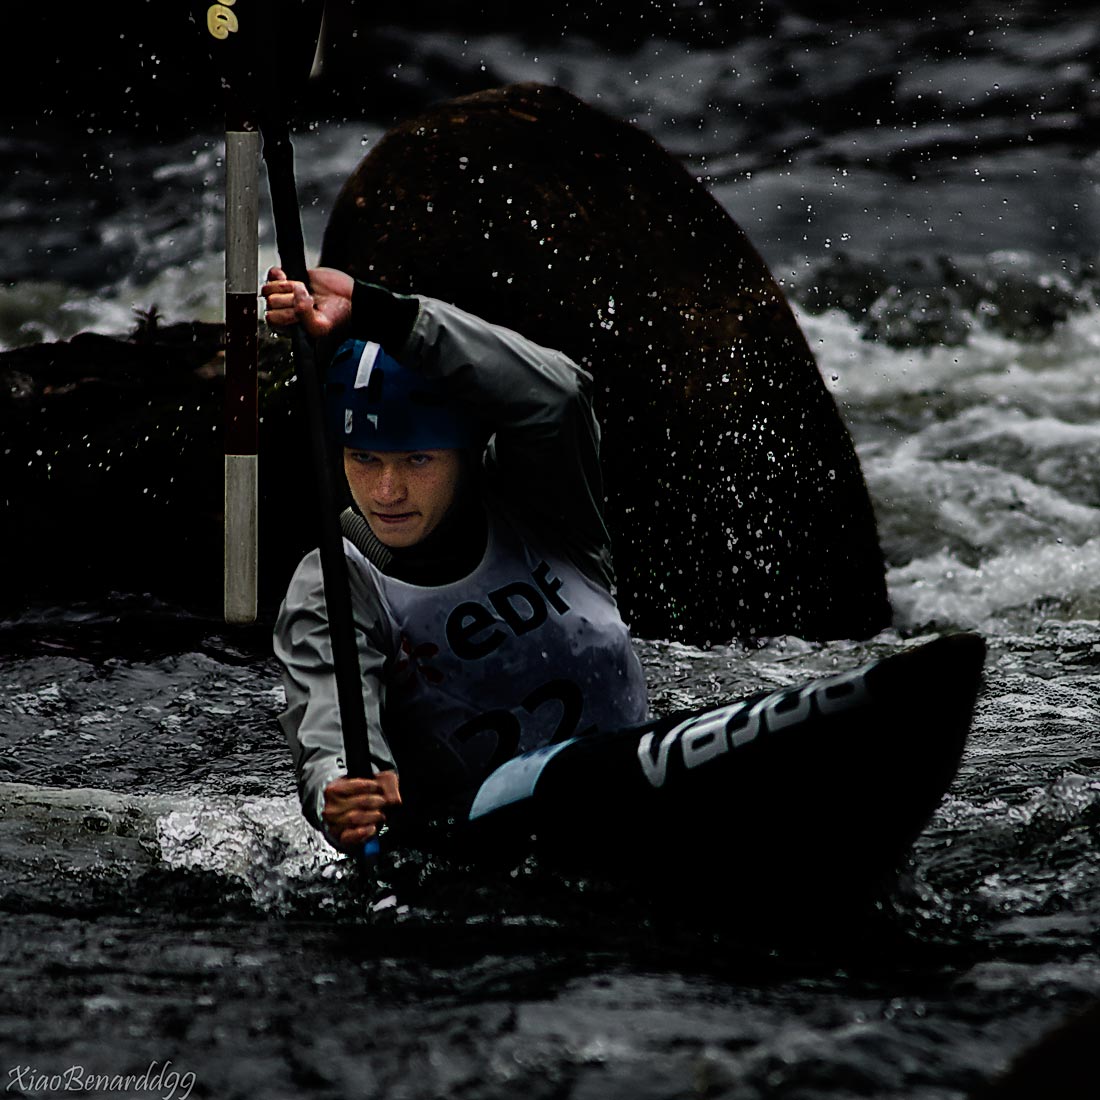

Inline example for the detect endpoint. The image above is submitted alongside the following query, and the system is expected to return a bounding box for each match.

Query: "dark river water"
[3,4,1100,1098]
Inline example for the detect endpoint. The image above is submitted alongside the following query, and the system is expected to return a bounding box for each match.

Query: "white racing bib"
[360,517,649,785]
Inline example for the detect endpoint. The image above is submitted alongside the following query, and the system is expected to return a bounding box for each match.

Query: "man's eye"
[351,452,378,465]
[408,453,431,466]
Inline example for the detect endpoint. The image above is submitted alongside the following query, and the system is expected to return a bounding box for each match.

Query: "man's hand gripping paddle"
[197,0,388,863]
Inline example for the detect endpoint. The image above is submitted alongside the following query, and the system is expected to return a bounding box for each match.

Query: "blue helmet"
[324,338,484,452]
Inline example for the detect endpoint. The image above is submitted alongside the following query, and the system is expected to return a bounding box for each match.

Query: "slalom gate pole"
[223,95,260,625]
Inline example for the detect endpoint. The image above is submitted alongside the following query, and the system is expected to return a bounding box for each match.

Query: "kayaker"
[262,266,649,853]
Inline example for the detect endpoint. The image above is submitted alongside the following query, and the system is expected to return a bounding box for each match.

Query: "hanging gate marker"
[207,0,259,625]
[206,0,239,39]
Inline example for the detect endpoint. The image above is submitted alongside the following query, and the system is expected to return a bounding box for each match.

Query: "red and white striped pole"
[223,101,260,624]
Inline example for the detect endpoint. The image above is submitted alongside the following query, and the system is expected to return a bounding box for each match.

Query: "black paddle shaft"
[261,124,383,779]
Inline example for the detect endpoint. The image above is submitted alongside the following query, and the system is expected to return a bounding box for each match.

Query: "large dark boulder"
[320,82,890,644]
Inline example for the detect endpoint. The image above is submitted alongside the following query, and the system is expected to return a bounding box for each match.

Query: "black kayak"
[393,632,986,913]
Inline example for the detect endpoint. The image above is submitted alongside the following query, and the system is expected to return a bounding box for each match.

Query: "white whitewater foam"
[155,793,344,909]
[887,537,1100,633]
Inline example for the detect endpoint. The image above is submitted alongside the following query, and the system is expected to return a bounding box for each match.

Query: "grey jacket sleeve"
[273,543,397,835]
[396,296,615,590]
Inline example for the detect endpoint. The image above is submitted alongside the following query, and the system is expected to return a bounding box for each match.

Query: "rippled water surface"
[3,615,1099,1097]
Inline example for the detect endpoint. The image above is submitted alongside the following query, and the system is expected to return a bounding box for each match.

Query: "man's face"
[343,448,463,549]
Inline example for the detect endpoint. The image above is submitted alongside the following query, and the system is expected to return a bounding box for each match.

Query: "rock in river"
[321,82,890,643]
